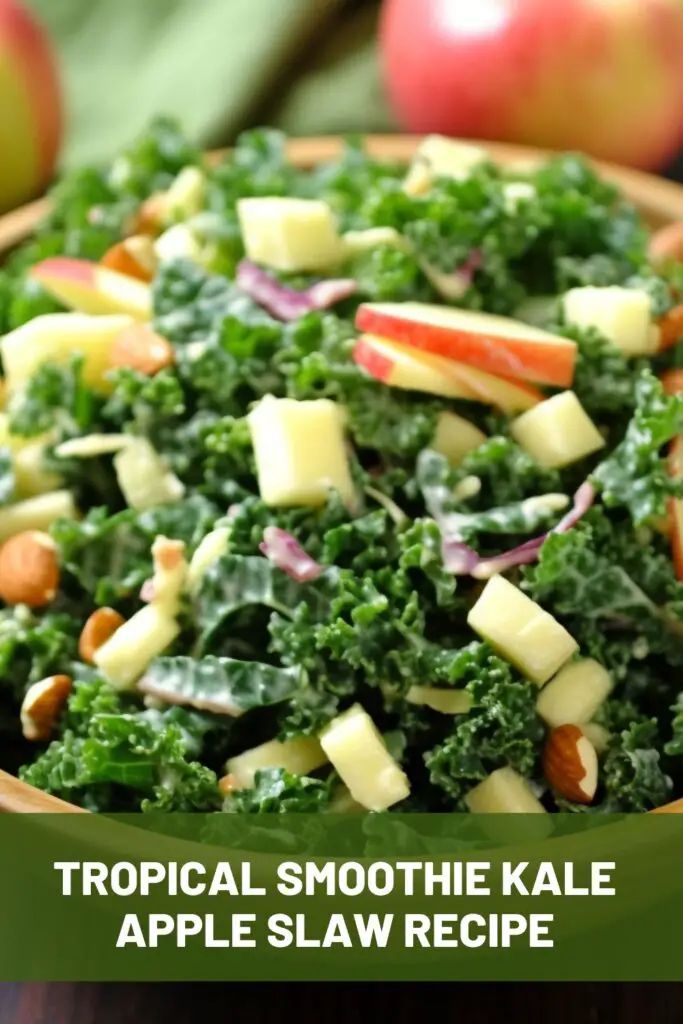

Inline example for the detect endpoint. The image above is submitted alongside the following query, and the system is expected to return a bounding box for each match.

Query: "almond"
[218,774,238,796]
[649,221,683,266]
[79,606,125,664]
[543,724,598,805]
[101,235,157,282]
[110,323,174,376]
[0,530,59,607]
[20,674,72,741]
[657,304,683,352]
[131,193,166,236]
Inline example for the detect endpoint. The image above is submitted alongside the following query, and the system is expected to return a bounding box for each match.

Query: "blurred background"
[4,0,683,211]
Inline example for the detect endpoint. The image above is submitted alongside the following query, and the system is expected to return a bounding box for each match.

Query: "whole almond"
[543,724,598,805]
[79,607,125,664]
[101,236,157,282]
[0,530,59,607]
[21,674,72,741]
[110,323,174,376]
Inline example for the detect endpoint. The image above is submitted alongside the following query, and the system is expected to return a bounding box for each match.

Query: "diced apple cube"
[93,603,180,690]
[465,766,546,813]
[1,313,134,393]
[114,438,185,511]
[247,395,354,508]
[404,135,488,195]
[319,703,410,811]
[327,785,366,813]
[154,223,204,265]
[467,574,578,685]
[536,658,613,728]
[406,686,473,714]
[226,737,328,789]
[163,166,206,223]
[581,722,611,755]
[0,490,77,543]
[237,197,344,272]
[563,286,658,356]
[432,411,486,465]
[510,391,605,469]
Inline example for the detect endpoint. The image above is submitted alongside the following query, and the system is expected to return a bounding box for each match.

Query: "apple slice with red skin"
[353,334,543,413]
[353,333,477,400]
[355,302,577,387]
[30,257,151,320]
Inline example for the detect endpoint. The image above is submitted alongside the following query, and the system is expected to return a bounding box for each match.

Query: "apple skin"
[354,332,542,412]
[380,0,683,170]
[0,0,61,211]
[30,257,152,320]
[355,302,576,387]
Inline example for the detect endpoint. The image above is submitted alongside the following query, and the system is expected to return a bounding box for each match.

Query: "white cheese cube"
[237,197,344,272]
[226,737,328,789]
[93,603,180,690]
[319,704,410,811]
[465,766,546,813]
[432,411,486,465]
[563,286,658,356]
[510,391,605,469]
[247,395,354,508]
[467,574,578,685]
[404,135,488,195]
[114,438,185,510]
[536,658,613,728]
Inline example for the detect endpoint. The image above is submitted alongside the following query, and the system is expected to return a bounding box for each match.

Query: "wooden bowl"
[0,134,681,814]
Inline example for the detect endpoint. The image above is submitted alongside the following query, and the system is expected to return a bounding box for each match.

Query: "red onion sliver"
[443,482,596,578]
[236,260,357,322]
[260,526,324,583]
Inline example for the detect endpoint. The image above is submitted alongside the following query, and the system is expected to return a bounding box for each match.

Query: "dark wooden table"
[0,983,681,1022]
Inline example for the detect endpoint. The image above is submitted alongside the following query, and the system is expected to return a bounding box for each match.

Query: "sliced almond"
[79,607,126,664]
[131,193,166,236]
[0,530,59,607]
[543,724,598,804]
[21,674,72,741]
[101,235,157,282]
[110,323,174,376]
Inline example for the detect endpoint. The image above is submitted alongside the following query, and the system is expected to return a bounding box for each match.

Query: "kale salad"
[0,119,681,815]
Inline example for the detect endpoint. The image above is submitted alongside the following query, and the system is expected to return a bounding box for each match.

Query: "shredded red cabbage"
[260,526,324,582]
[442,482,596,579]
[236,260,357,321]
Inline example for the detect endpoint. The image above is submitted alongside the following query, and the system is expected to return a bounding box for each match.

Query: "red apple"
[354,333,542,412]
[0,0,61,211]
[355,302,576,387]
[380,0,683,170]
[30,257,152,320]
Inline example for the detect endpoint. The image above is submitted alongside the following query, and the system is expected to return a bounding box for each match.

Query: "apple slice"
[1,312,135,393]
[30,257,152,320]
[353,333,476,400]
[354,334,542,413]
[355,302,577,387]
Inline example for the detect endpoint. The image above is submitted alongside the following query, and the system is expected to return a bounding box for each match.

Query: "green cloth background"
[26,0,394,169]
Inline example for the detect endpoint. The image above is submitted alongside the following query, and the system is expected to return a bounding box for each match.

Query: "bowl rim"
[0,132,682,815]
